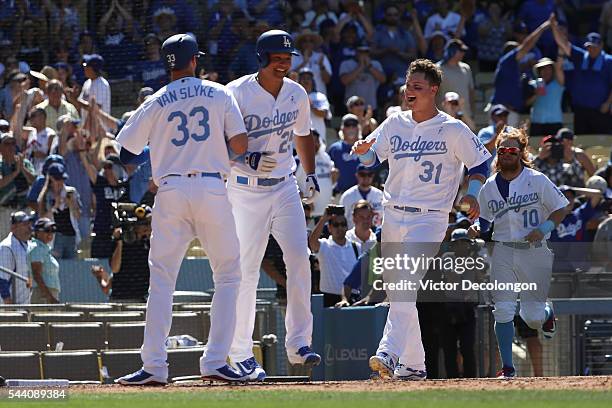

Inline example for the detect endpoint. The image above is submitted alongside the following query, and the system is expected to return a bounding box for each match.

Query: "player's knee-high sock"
[495,321,514,369]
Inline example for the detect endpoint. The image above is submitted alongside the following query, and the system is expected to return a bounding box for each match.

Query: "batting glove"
[302,173,320,204]
[245,152,277,173]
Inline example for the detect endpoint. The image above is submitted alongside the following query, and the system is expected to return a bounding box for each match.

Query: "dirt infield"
[72,376,612,393]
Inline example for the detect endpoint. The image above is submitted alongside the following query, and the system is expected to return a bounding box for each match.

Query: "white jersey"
[116,76,246,185]
[226,74,311,178]
[368,110,491,212]
[478,167,569,242]
[339,185,384,229]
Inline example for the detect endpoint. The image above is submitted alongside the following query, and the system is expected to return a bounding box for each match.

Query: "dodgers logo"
[243,109,299,139]
[390,135,448,161]
[283,36,291,48]
[471,136,486,153]
[488,191,540,218]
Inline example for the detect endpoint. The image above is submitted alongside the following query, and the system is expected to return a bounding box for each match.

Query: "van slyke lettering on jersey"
[243,109,299,139]
[488,191,540,219]
[390,135,448,161]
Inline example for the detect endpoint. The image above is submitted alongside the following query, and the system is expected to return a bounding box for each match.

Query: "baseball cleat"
[234,357,266,382]
[542,302,557,339]
[496,366,516,379]
[288,346,321,366]
[394,364,427,380]
[201,364,249,383]
[369,352,397,379]
[116,369,167,386]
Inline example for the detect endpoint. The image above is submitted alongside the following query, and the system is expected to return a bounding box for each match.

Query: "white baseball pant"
[377,207,447,370]
[227,175,313,362]
[140,176,242,377]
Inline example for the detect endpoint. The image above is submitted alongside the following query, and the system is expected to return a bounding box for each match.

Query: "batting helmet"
[161,33,205,71]
[256,30,299,68]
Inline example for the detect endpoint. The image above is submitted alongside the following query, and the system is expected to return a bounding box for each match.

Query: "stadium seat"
[169,312,206,342]
[106,322,145,349]
[0,352,42,379]
[168,347,205,380]
[66,303,118,315]
[100,349,142,381]
[121,304,148,312]
[176,303,211,312]
[0,311,29,322]
[31,312,86,323]
[173,291,211,303]
[42,351,100,382]
[48,323,106,351]
[89,311,144,323]
[0,323,48,351]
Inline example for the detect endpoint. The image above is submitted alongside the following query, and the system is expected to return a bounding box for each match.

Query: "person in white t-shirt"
[291,29,332,95]
[308,210,360,307]
[346,199,377,252]
[25,107,56,174]
[340,164,383,228]
[424,0,465,39]
[297,67,331,146]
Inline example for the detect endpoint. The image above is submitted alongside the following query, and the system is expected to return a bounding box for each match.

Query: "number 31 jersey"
[117,76,247,185]
[226,74,311,178]
[368,110,491,212]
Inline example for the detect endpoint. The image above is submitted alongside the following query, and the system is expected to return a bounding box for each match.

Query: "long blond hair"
[493,127,534,172]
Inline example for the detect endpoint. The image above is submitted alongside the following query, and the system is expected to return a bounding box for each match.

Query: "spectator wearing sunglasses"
[308,209,361,307]
[340,164,383,229]
[346,95,378,137]
[327,114,362,195]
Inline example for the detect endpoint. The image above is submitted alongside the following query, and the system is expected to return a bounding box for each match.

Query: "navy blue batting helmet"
[256,30,299,68]
[161,33,205,71]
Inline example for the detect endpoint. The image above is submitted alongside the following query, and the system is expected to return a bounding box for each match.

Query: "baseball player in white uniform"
[468,127,569,379]
[115,34,250,385]
[352,59,491,380]
[225,30,321,381]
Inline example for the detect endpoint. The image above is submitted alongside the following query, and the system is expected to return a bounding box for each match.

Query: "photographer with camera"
[533,134,585,187]
[92,204,152,302]
[308,204,361,307]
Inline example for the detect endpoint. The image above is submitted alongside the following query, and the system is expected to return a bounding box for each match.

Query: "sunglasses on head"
[351,101,364,106]
[331,221,348,227]
[344,120,359,127]
[498,147,521,156]
[357,172,373,177]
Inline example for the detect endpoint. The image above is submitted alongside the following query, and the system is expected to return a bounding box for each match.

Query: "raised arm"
[516,17,551,61]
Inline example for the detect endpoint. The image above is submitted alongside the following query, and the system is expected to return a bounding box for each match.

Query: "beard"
[499,158,521,172]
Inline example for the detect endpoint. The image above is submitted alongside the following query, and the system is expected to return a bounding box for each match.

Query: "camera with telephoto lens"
[548,138,564,160]
[111,202,151,244]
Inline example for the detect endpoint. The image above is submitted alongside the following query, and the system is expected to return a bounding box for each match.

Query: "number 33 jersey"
[478,167,569,241]
[226,74,311,178]
[116,76,247,185]
[368,110,491,212]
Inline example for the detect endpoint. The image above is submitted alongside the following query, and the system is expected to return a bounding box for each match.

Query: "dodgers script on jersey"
[478,167,569,241]
[116,77,246,184]
[226,74,311,177]
[368,110,491,212]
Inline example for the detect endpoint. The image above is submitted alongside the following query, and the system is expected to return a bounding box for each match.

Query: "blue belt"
[164,172,222,179]
[499,241,543,250]
[393,206,440,213]
[236,175,286,187]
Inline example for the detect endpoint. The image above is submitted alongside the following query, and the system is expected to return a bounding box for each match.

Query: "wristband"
[537,220,555,235]
[358,149,375,165]
[466,179,483,198]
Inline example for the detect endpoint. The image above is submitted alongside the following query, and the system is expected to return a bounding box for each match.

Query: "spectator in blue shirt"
[227,20,269,81]
[327,114,361,195]
[151,0,197,35]
[490,17,553,127]
[137,34,167,91]
[527,56,565,136]
[372,4,417,81]
[248,0,286,28]
[97,2,138,80]
[553,30,612,135]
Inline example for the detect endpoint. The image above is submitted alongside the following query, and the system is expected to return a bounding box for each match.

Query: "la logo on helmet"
[283,36,291,47]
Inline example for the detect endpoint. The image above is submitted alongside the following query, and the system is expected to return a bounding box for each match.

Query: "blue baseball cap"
[47,163,68,180]
[356,163,374,173]
[161,33,205,71]
[82,54,104,72]
[584,32,602,47]
[42,154,65,175]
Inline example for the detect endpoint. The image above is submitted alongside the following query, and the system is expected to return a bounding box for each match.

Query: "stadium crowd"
[0,0,610,377]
